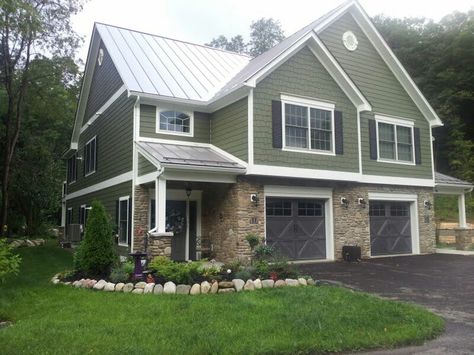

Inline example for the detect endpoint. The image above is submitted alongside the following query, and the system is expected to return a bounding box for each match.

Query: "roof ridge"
[94,21,252,59]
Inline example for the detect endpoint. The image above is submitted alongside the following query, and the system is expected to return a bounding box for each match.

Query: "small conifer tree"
[74,200,117,277]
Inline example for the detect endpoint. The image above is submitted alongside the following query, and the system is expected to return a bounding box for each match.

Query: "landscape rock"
[64,282,71,285]
[115,283,125,292]
[285,279,299,287]
[93,279,107,290]
[104,282,116,292]
[176,284,191,295]
[262,279,275,288]
[254,278,262,289]
[243,279,255,291]
[72,280,81,288]
[307,278,316,286]
[134,281,147,289]
[153,284,163,294]
[218,288,235,294]
[132,288,144,294]
[86,280,97,289]
[123,283,134,293]
[210,281,219,294]
[144,283,155,294]
[190,284,201,295]
[200,281,211,294]
[218,281,234,289]
[163,281,176,294]
[274,280,286,288]
[25,239,35,247]
[298,278,308,286]
[232,279,245,292]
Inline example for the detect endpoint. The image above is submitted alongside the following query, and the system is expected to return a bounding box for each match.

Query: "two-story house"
[63,0,472,262]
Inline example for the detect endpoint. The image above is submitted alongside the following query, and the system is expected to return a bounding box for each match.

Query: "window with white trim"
[84,137,97,176]
[283,98,334,153]
[79,205,90,228]
[376,118,414,163]
[67,154,77,184]
[118,197,129,245]
[157,108,193,136]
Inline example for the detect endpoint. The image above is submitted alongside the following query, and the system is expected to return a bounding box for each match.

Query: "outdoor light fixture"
[76,155,83,161]
[185,183,192,198]
[340,197,349,208]
[424,200,432,210]
[250,193,259,205]
[357,197,366,207]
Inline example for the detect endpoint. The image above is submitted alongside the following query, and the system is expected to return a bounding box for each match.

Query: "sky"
[72,0,474,62]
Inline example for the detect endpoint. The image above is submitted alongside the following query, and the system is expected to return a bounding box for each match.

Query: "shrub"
[245,233,260,250]
[269,259,298,279]
[254,244,274,260]
[110,266,129,283]
[0,239,21,283]
[254,260,270,278]
[73,200,118,278]
[149,256,204,284]
[122,260,134,275]
[234,268,252,281]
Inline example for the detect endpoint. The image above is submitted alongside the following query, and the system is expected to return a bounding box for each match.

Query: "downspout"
[131,95,140,253]
[144,166,165,255]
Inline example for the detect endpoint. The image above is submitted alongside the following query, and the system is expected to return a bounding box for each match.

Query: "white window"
[156,107,193,136]
[118,196,129,246]
[281,95,335,155]
[79,205,90,229]
[84,136,97,176]
[67,154,77,184]
[375,115,414,164]
[66,207,73,226]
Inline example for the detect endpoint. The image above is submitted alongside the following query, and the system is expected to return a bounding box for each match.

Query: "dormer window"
[156,107,193,136]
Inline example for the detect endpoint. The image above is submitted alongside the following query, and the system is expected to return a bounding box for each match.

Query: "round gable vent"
[342,31,358,51]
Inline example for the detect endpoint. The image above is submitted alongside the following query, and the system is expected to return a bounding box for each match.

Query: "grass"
[0,242,444,354]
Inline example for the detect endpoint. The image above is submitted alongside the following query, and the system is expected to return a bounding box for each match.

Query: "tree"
[206,34,247,54]
[0,0,83,235]
[0,238,21,283]
[248,18,285,57]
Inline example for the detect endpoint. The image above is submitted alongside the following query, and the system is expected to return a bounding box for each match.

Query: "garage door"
[266,198,326,260]
[369,201,412,256]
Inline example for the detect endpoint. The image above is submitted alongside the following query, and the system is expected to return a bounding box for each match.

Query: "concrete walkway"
[299,254,474,354]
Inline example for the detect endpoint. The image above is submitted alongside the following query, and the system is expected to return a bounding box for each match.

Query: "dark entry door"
[165,200,197,261]
[369,201,412,256]
[266,198,326,260]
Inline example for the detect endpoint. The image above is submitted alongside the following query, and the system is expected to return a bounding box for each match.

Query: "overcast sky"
[72,0,474,61]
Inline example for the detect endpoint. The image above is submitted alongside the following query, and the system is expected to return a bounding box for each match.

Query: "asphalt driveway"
[299,254,474,354]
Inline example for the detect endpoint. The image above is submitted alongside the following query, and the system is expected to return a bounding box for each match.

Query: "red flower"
[269,271,278,281]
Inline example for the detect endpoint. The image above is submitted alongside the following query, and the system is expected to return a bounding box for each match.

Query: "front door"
[266,198,326,260]
[165,200,197,261]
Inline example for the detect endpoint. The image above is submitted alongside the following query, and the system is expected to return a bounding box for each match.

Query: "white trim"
[458,194,467,229]
[264,185,334,261]
[367,192,420,256]
[247,164,435,187]
[118,195,130,247]
[281,95,336,155]
[357,109,362,174]
[136,171,159,185]
[83,136,97,177]
[156,177,167,234]
[162,170,237,184]
[375,115,415,165]
[248,89,254,165]
[131,96,140,252]
[80,85,127,134]
[155,106,194,137]
[65,171,133,200]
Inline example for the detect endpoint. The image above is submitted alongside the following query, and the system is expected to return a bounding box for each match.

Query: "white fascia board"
[348,5,443,127]
[368,192,418,201]
[264,185,332,199]
[136,171,158,185]
[135,144,163,170]
[247,164,435,187]
[162,170,237,184]
[65,171,133,200]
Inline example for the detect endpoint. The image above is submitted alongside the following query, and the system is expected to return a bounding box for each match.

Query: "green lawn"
[0,243,444,354]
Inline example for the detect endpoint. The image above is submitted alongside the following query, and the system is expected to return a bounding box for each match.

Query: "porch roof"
[435,172,473,190]
[137,141,246,172]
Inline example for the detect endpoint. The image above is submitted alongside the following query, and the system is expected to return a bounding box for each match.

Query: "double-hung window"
[79,205,90,228]
[67,154,77,184]
[84,136,97,176]
[157,107,193,136]
[282,96,335,154]
[376,115,414,164]
[118,197,129,245]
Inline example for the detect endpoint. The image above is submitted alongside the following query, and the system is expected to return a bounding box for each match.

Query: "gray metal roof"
[435,172,473,188]
[95,23,250,102]
[137,141,246,171]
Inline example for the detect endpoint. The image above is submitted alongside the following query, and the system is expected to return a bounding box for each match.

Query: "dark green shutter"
[334,111,343,155]
[414,127,421,165]
[272,100,282,148]
[368,119,377,160]
[94,137,98,172]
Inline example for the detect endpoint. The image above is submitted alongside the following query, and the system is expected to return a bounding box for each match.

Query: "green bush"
[110,266,129,283]
[73,200,118,278]
[254,244,274,260]
[245,233,260,250]
[234,269,252,281]
[0,239,21,283]
[149,256,204,284]
[122,260,134,275]
[254,260,270,278]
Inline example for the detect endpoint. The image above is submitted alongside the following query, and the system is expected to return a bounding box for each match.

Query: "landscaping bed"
[0,241,444,354]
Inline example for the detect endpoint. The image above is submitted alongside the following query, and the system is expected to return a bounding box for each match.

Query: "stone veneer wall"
[201,178,265,263]
[133,185,149,252]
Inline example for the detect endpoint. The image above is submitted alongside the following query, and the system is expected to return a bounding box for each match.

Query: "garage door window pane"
[298,201,323,216]
[369,203,386,216]
[390,203,409,216]
[266,200,292,216]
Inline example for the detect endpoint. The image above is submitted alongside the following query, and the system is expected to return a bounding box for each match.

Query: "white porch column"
[155,177,167,233]
[458,193,467,228]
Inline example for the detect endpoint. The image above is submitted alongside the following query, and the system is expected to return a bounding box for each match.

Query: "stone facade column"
[148,233,173,257]
[133,185,149,252]
[417,189,436,254]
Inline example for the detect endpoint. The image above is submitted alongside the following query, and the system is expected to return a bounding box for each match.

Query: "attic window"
[97,48,104,66]
[156,108,193,136]
[342,31,358,51]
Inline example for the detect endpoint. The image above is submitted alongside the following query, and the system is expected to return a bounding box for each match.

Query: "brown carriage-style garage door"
[369,201,412,256]
[266,198,326,260]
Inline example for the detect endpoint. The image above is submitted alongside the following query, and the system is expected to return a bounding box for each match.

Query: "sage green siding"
[66,182,131,225]
[319,13,433,179]
[211,98,248,161]
[140,104,210,143]
[253,46,358,171]
[68,92,134,194]
[138,154,156,176]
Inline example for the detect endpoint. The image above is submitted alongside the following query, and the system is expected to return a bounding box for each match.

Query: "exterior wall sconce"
[250,193,259,205]
[357,197,366,208]
[340,197,349,208]
[185,183,192,198]
[76,155,83,161]
[424,200,432,210]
